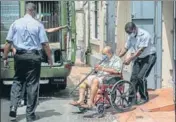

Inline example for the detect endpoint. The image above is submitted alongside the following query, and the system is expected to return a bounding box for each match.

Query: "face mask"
[102,54,108,60]
[130,32,136,38]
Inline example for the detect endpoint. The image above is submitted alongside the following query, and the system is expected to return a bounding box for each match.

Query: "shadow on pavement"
[17,109,62,121]
[1,79,78,103]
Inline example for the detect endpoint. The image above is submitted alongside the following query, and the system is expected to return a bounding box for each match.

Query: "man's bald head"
[25,2,37,18]
[102,46,113,57]
[102,46,112,53]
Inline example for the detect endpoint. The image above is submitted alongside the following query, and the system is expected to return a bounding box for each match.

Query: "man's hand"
[48,57,53,68]
[123,57,132,65]
[3,59,9,68]
[118,48,128,58]
[95,64,103,71]
[62,25,68,28]
[12,48,16,56]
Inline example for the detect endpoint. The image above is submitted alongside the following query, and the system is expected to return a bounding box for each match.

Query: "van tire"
[58,84,67,90]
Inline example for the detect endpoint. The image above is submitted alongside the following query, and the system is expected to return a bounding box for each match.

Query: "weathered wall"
[162,1,174,87]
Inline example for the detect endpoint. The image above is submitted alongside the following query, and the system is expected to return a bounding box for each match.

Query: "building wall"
[75,1,85,62]
[116,1,132,78]
[162,1,174,87]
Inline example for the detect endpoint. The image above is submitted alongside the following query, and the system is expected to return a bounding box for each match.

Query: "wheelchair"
[78,73,136,115]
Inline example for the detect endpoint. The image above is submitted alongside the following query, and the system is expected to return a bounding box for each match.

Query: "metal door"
[131,1,162,89]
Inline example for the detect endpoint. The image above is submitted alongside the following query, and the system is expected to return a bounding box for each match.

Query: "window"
[94,1,98,38]
[0,1,20,44]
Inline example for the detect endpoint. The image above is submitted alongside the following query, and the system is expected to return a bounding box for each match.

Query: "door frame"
[154,1,162,89]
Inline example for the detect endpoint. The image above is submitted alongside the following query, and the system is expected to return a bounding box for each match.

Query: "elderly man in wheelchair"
[70,46,125,109]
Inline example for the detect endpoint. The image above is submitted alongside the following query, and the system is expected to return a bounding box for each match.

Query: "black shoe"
[136,99,149,105]
[27,114,40,122]
[9,106,17,121]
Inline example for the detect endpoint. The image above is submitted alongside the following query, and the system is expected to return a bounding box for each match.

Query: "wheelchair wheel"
[110,80,136,113]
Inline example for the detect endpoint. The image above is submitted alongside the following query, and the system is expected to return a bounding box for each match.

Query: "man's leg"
[9,55,25,119]
[9,78,23,119]
[70,82,87,105]
[89,78,99,106]
[78,83,87,103]
[128,59,141,103]
[80,78,100,108]
[70,75,94,106]
[18,82,27,107]
[137,54,156,104]
[25,54,41,121]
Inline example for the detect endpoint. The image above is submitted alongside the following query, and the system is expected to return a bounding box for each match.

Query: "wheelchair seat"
[103,76,122,85]
[98,76,123,93]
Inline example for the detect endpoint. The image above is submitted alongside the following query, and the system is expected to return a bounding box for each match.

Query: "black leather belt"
[16,49,39,55]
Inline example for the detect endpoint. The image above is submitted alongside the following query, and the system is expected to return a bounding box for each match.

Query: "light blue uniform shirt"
[6,14,48,50]
[125,28,156,58]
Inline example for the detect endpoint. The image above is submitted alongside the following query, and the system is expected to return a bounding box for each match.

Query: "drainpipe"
[173,1,176,103]
[85,2,91,64]
[154,1,157,89]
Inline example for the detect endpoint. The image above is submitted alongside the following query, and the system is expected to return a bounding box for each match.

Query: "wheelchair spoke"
[123,97,129,104]
[124,87,130,95]
[124,95,135,98]
[110,80,136,112]
[116,98,122,105]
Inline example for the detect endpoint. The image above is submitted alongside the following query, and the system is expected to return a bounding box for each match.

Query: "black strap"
[16,49,39,54]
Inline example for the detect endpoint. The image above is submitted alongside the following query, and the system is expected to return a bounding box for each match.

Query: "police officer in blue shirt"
[3,3,52,122]
[119,22,157,105]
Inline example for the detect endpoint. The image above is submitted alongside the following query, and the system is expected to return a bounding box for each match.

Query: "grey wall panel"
[132,1,154,19]
[131,1,162,89]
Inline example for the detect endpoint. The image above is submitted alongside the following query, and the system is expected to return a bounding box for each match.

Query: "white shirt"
[125,28,156,58]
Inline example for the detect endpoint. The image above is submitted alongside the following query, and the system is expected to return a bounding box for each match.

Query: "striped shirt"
[97,55,123,77]
[6,14,48,50]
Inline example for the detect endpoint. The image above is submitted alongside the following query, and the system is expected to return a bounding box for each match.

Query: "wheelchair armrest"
[109,72,123,78]
[102,76,122,85]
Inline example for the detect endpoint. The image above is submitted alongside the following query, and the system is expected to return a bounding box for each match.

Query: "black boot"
[136,98,149,105]
[9,106,17,121]
[27,114,40,122]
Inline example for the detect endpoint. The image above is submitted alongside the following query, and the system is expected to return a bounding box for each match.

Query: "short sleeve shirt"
[97,55,123,77]
[6,14,48,50]
[125,28,156,58]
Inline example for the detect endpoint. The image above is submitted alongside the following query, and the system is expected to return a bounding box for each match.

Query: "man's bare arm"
[3,42,12,59]
[45,25,67,33]
[128,47,145,60]
[96,65,119,74]
[102,67,119,74]
[42,42,52,60]
[118,48,128,58]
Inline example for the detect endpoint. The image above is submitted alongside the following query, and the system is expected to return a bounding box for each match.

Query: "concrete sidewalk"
[68,60,175,122]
